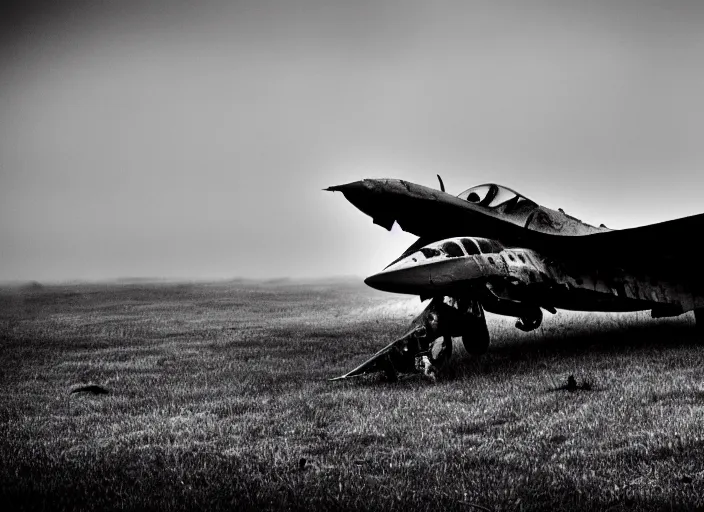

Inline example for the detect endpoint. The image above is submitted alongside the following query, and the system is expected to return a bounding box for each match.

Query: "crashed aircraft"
[327,177,704,381]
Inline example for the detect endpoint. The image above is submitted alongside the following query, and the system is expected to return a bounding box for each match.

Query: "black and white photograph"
[2,1,704,510]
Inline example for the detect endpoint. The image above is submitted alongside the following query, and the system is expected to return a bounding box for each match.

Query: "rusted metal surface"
[327,178,704,273]
[341,233,704,378]
[328,177,704,380]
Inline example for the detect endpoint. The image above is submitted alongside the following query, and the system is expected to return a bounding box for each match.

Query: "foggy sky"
[2,0,703,282]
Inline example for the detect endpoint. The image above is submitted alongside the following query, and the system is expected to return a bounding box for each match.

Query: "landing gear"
[331,295,493,382]
[404,296,491,379]
[385,296,473,380]
[460,299,490,355]
[408,299,455,380]
[515,307,543,332]
[415,335,454,381]
[415,354,437,380]
[430,335,453,365]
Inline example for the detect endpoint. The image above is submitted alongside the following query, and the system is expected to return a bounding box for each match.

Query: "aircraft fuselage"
[326,178,704,381]
[364,236,702,317]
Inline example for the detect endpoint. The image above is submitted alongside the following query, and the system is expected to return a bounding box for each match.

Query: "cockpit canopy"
[418,237,504,260]
[385,236,505,272]
[457,183,536,209]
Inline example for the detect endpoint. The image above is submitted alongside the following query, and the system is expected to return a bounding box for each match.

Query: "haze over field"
[2,0,704,282]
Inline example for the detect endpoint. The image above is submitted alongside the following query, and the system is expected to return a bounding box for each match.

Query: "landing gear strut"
[330,295,492,381]
[392,296,491,379]
[460,299,491,355]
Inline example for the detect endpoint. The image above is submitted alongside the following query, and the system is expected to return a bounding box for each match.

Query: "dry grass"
[1,280,704,511]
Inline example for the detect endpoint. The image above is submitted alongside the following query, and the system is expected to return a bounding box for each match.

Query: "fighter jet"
[327,177,704,381]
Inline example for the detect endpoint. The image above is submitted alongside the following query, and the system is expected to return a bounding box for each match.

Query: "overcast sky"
[1,0,703,282]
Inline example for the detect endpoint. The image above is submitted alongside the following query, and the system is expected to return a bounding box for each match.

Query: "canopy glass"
[457,183,535,209]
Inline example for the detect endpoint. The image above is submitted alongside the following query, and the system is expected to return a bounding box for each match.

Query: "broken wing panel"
[329,338,399,381]
[330,323,424,380]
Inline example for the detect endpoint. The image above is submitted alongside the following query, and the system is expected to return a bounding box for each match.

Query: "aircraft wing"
[547,212,704,277]
[328,178,704,279]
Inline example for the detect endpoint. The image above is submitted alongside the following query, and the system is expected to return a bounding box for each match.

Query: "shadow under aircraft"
[326,176,704,381]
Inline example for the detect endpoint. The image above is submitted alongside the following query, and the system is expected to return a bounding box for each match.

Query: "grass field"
[1,279,704,511]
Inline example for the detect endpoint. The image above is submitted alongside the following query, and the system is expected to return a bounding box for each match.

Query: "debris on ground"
[551,374,594,392]
[70,385,109,395]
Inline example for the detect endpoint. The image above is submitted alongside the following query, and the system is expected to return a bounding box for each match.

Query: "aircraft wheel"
[516,308,543,332]
[461,304,490,355]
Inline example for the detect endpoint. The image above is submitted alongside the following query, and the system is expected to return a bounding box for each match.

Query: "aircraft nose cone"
[363,273,386,291]
[364,266,433,294]
[326,180,398,229]
[324,180,374,194]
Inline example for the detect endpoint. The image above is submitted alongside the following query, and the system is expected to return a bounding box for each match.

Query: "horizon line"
[0,274,368,287]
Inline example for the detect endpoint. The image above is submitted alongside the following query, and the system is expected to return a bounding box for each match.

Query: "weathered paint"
[328,178,704,380]
[365,236,704,315]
